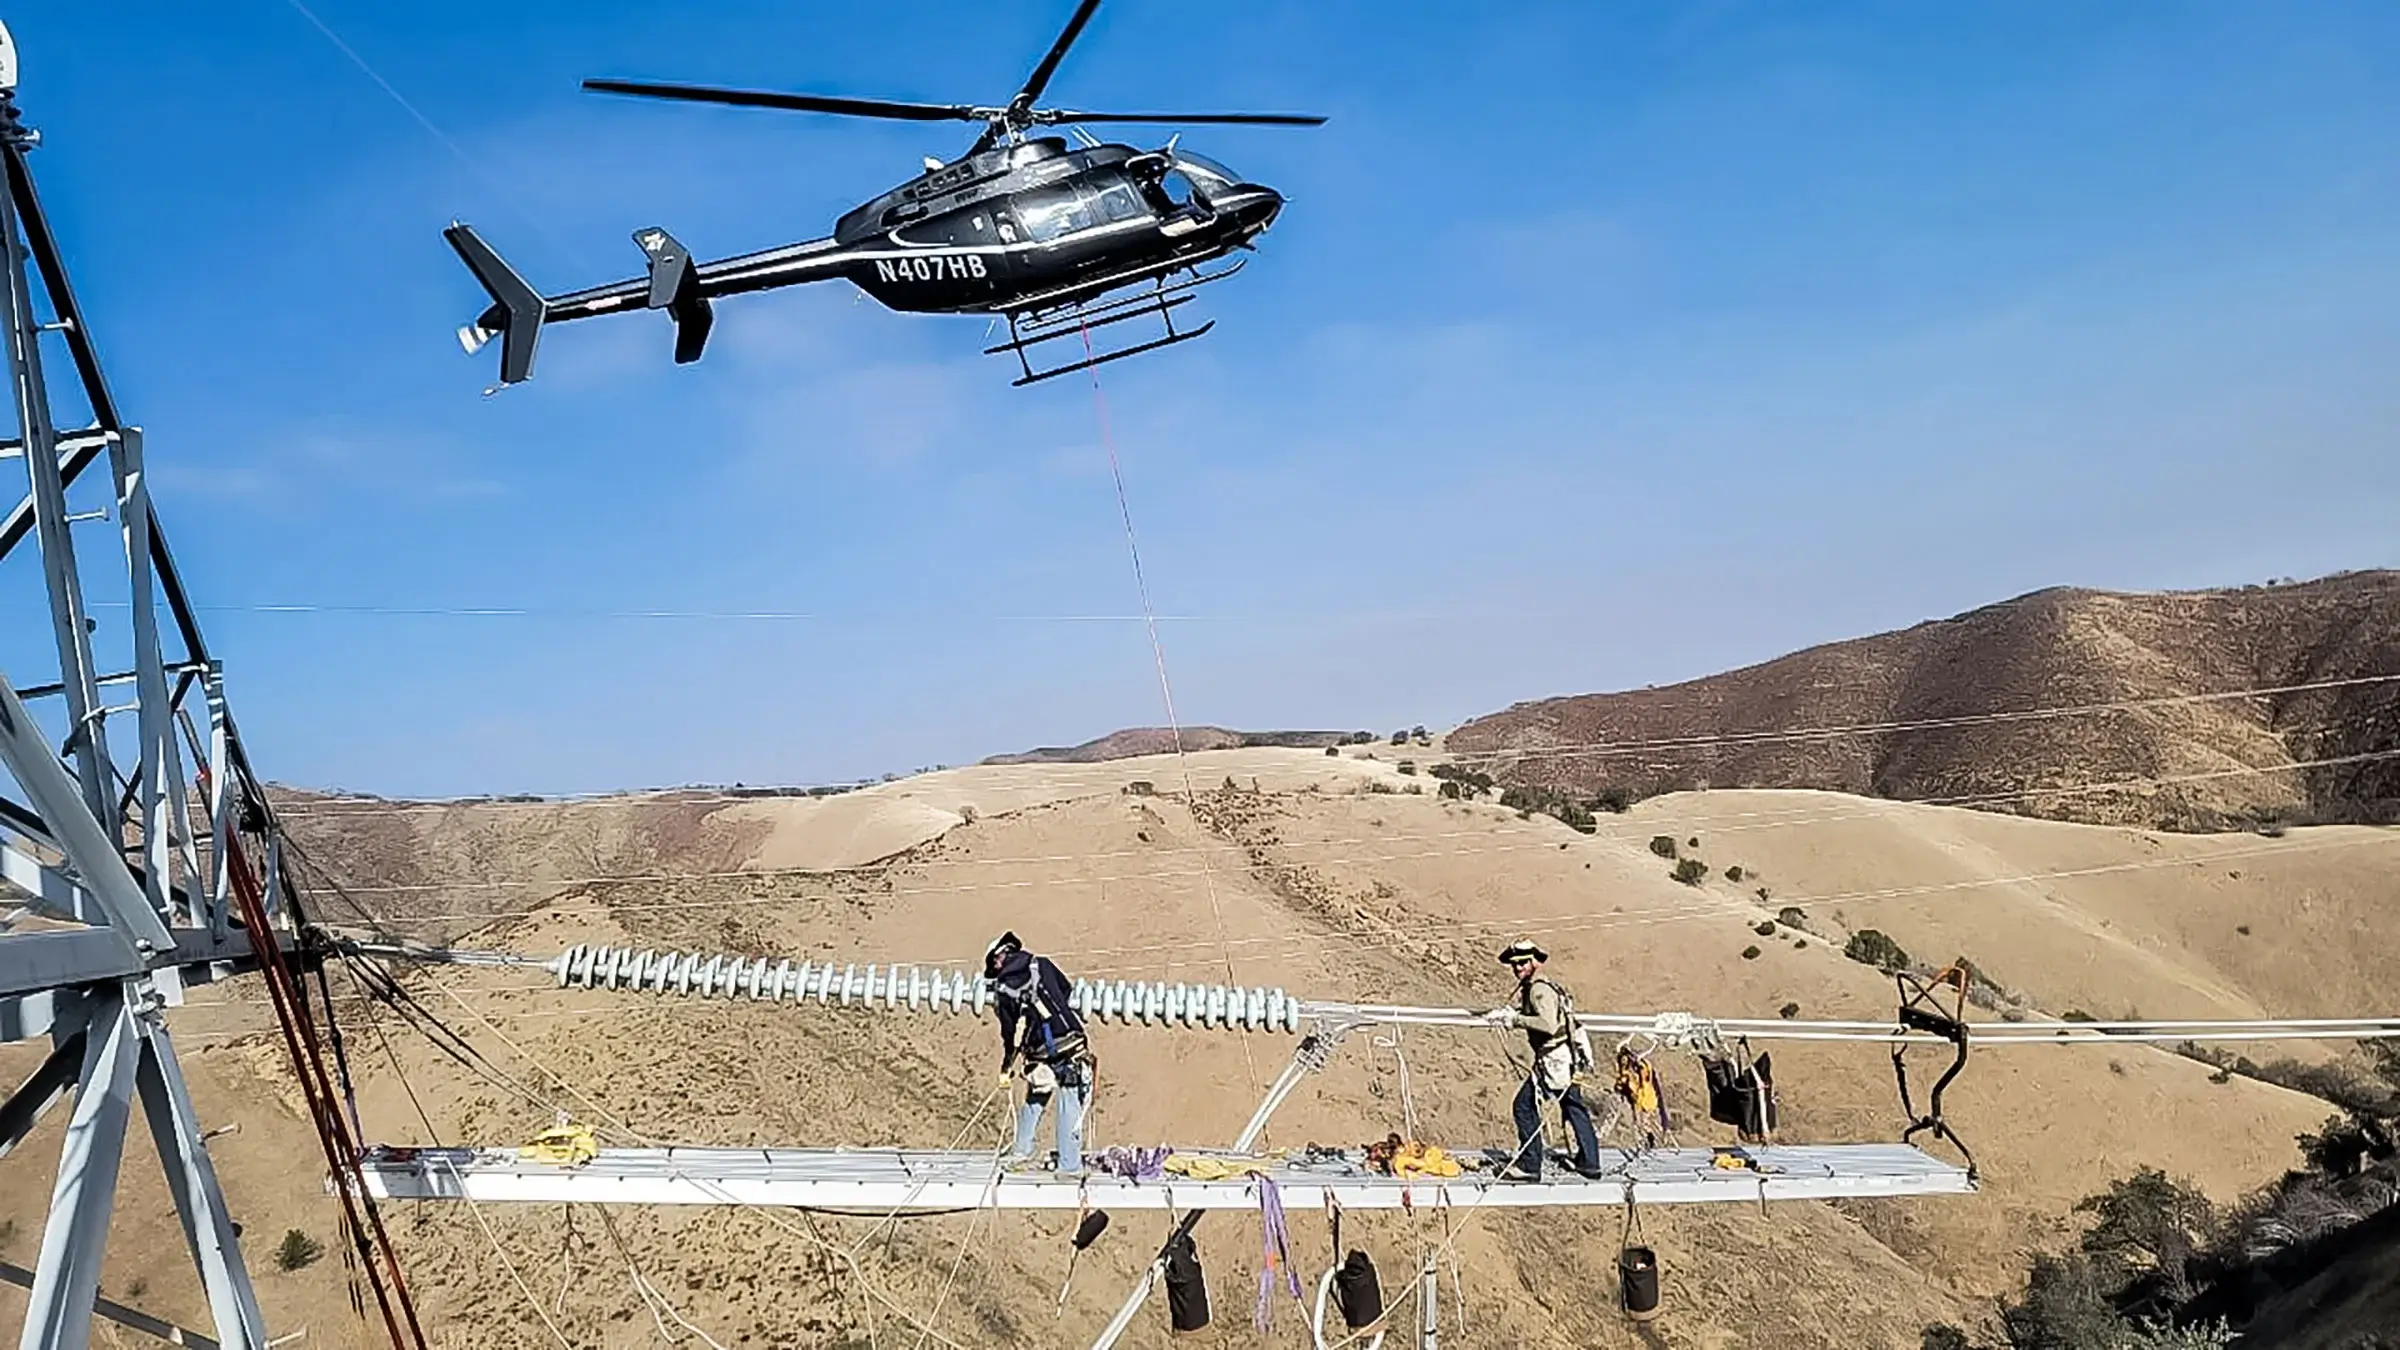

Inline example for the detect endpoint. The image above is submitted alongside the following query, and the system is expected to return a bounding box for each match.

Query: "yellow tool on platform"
[1164,1153,1275,1181]
[520,1121,599,1168]
[1389,1141,1463,1180]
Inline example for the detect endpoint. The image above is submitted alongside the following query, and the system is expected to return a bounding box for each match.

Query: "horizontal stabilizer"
[633,226,714,365]
[444,223,546,385]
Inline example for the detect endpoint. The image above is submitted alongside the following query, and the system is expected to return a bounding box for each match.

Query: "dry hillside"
[5,749,2395,1348]
[1450,572,2400,831]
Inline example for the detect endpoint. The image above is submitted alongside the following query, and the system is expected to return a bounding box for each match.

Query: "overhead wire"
[276,0,597,276]
[264,823,2400,1000]
[260,668,2400,822]
[298,880,992,1350]
[290,740,2400,909]
[1451,672,2400,765]
[334,784,2400,934]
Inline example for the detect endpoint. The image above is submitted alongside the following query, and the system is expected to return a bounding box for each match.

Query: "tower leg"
[18,992,137,1350]
[138,1021,267,1349]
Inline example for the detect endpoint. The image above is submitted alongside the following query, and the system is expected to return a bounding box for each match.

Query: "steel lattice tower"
[0,31,287,1350]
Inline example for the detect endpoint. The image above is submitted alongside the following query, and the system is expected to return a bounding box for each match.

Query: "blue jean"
[1012,1062,1087,1173]
[1512,1077,1600,1176]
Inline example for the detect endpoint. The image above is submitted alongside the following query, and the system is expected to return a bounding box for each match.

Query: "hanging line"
[1079,321,1265,1102]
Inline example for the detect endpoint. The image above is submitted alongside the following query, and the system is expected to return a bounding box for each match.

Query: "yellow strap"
[520,1122,599,1168]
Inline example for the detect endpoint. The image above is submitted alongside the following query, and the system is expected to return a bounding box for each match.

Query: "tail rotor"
[443,222,546,386]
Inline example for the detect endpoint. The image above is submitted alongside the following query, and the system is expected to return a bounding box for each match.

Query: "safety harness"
[1892,963,1978,1181]
[997,956,1090,1068]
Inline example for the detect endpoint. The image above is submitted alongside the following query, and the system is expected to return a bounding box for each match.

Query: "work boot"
[1497,1163,1541,1182]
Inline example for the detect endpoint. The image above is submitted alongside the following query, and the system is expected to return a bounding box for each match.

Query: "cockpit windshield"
[1168,151,1242,193]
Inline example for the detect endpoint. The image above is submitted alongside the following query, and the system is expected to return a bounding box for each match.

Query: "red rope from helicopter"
[1076,322,1265,1106]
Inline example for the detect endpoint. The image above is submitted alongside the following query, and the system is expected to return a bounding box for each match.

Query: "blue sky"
[1,1,2395,795]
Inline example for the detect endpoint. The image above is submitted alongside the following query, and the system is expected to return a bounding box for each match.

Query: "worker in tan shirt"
[1487,939,1603,1180]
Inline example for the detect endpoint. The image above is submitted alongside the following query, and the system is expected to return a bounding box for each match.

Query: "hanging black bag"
[1333,1249,1384,1328]
[1164,1230,1211,1333]
[1704,1044,1778,1140]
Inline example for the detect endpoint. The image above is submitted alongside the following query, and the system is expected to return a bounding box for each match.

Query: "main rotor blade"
[1017,0,1104,109]
[1037,110,1328,126]
[583,79,991,123]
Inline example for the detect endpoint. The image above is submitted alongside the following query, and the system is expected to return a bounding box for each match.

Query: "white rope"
[598,1209,731,1350]
[444,1159,576,1350]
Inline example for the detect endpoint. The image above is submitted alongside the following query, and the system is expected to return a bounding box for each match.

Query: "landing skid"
[987,261,1245,386]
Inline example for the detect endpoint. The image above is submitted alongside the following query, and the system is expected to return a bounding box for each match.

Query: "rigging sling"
[1892,963,1978,1181]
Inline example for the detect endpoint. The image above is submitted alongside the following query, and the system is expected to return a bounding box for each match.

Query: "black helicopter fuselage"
[444,0,1317,387]
[465,138,1281,370]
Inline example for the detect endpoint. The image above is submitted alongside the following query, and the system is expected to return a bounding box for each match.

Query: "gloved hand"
[1484,1006,1517,1028]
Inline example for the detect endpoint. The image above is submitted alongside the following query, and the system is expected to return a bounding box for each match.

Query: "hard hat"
[985,931,1023,969]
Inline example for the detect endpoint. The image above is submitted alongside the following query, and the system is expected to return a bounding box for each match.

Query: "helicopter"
[446,0,1323,389]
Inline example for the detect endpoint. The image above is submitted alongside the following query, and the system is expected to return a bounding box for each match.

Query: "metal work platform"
[357,1142,1975,1211]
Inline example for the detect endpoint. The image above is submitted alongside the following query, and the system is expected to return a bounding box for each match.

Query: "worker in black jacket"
[986,931,1092,1173]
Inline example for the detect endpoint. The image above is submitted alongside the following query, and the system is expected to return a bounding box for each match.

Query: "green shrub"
[2076,1168,2212,1282]
[1648,836,1678,859]
[1498,784,1597,833]
[1324,745,1340,757]
[1779,1002,1801,1019]
[1671,858,1708,886]
[1426,764,1493,796]
[1753,920,1776,937]
[1397,760,1417,776]
[1725,865,1746,883]
[1999,1251,2125,1350]
[276,1228,324,1272]
[1591,788,1632,813]
[1843,929,1910,973]
[1740,945,1762,960]
[1777,905,1809,930]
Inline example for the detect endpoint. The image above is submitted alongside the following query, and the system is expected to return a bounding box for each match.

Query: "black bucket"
[1618,1244,1660,1322]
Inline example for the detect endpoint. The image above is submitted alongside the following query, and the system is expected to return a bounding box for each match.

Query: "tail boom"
[445,224,848,385]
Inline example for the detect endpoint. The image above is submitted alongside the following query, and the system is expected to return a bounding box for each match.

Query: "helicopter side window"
[1016,186,1099,242]
[1098,184,1140,222]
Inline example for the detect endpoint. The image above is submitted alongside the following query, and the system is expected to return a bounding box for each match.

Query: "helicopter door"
[963,209,1015,288]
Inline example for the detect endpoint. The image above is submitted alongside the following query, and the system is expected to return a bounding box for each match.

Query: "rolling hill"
[1449,572,2400,831]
